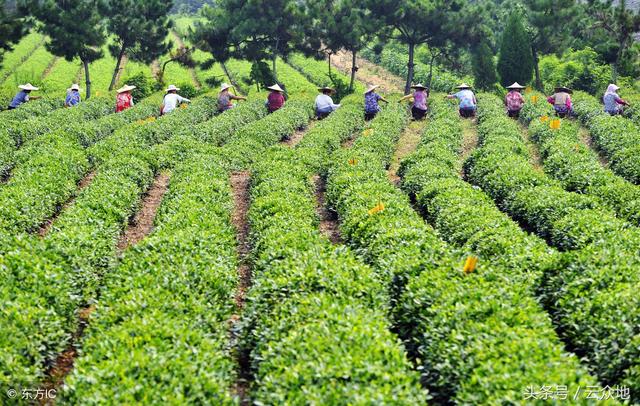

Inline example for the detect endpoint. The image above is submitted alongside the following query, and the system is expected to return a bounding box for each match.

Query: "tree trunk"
[404,42,415,95]
[83,59,91,100]
[272,38,279,82]
[532,46,542,90]
[109,44,126,91]
[160,59,173,85]
[328,52,332,76]
[221,61,232,85]
[349,50,357,92]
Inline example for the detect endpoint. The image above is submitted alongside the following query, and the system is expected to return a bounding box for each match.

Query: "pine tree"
[473,40,498,90]
[497,13,534,86]
[32,0,105,99]
[101,0,174,91]
[0,0,27,66]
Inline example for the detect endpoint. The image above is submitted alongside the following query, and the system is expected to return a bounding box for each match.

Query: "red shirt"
[267,92,285,112]
[116,93,133,112]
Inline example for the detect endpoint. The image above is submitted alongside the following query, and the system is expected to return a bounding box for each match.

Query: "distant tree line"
[1,0,638,98]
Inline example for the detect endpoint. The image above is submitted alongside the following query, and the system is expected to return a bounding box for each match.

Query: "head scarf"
[605,84,620,97]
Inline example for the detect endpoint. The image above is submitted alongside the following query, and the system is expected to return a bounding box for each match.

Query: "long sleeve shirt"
[547,93,572,109]
[267,92,285,112]
[162,93,190,114]
[315,94,340,112]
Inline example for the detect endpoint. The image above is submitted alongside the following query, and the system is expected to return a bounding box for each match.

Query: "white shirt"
[162,93,190,114]
[315,94,340,111]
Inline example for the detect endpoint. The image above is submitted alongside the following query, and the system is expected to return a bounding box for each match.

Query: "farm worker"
[446,83,477,118]
[364,85,388,120]
[8,83,40,110]
[505,82,526,118]
[65,84,81,107]
[116,84,136,113]
[315,86,340,119]
[266,84,285,113]
[547,86,572,118]
[218,83,246,113]
[603,84,629,116]
[161,84,190,115]
[399,83,429,120]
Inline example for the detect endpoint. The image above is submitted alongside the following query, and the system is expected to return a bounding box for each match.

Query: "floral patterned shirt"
[365,92,382,114]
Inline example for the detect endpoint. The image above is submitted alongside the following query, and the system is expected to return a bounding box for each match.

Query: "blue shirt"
[454,90,476,109]
[9,90,29,108]
[65,91,81,107]
[603,93,623,114]
[365,92,382,114]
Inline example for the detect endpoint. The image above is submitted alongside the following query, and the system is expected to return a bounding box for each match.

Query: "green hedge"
[61,154,237,404]
[0,95,163,235]
[243,100,424,402]
[398,97,600,403]
[0,94,221,389]
[0,96,112,176]
[521,93,640,225]
[573,91,640,184]
[468,93,640,393]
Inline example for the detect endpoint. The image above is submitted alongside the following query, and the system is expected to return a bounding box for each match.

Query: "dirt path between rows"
[459,120,479,177]
[40,172,169,402]
[228,171,252,405]
[331,50,404,94]
[151,60,161,81]
[171,30,202,89]
[519,124,544,171]
[113,54,129,89]
[388,120,426,185]
[314,175,342,244]
[37,171,96,237]
[41,57,60,80]
[282,121,315,148]
[579,126,609,167]
[41,304,95,404]
[117,172,170,251]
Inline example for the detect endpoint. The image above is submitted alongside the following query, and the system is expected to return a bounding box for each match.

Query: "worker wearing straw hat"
[446,83,477,118]
[115,84,136,112]
[218,83,246,113]
[8,83,40,110]
[65,84,82,108]
[364,84,388,121]
[399,83,429,120]
[505,82,526,118]
[315,86,340,120]
[266,84,286,113]
[547,86,573,118]
[160,84,191,115]
[603,84,630,116]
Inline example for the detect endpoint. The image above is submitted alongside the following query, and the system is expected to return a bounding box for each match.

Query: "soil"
[41,57,60,80]
[459,120,479,177]
[117,172,170,251]
[151,60,161,81]
[281,122,314,147]
[40,305,96,405]
[314,175,342,244]
[229,171,252,405]
[171,31,202,89]
[113,53,129,89]
[38,171,96,237]
[341,135,356,148]
[388,120,426,185]
[579,126,609,167]
[331,50,405,94]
